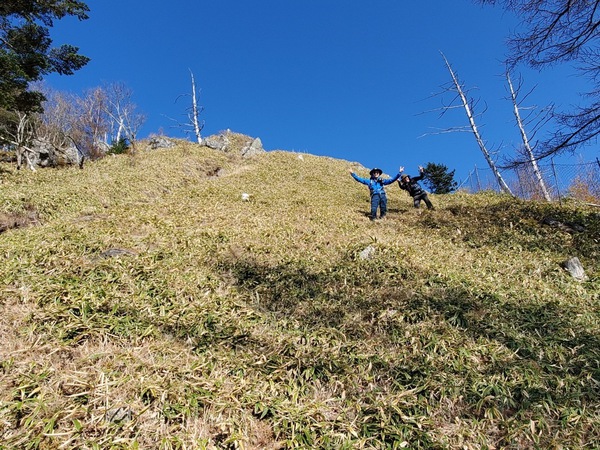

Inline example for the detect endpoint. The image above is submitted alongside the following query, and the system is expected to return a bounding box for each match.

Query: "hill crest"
[0,140,598,448]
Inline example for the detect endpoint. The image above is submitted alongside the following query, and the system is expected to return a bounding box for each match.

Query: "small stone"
[562,257,587,281]
[105,407,133,423]
[359,245,376,260]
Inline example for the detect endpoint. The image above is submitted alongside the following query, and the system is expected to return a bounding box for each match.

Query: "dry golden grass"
[0,140,598,449]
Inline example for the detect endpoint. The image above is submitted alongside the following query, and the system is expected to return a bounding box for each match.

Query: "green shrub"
[108,136,130,154]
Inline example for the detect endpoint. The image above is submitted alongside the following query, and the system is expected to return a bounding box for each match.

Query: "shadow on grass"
[220,253,600,409]
[422,199,600,260]
[225,256,415,329]
[427,286,600,389]
[31,250,599,446]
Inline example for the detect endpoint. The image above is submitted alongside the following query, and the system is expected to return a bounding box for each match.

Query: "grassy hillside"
[0,140,599,449]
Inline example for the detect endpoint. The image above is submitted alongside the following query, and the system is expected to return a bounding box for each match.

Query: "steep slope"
[0,142,598,449]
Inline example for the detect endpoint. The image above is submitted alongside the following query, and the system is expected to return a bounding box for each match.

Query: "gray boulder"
[147,135,176,150]
[241,137,264,157]
[28,137,81,168]
[203,133,230,152]
[203,130,265,157]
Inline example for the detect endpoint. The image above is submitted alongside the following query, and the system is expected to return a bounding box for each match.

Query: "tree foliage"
[0,0,89,114]
[422,162,458,194]
[108,136,130,155]
[478,0,600,158]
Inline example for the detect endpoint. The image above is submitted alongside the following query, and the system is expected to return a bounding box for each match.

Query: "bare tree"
[477,0,600,158]
[440,53,513,195]
[30,83,105,159]
[170,70,204,143]
[103,82,145,146]
[121,102,145,165]
[39,88,79,148]
[505,70,552,200]
[35,86,90,166]
[0,110,37,170]
[77,86,110,157]
[1,83,143,170]
[33,83,142,165]
[189,70,204,144]
[13,112,36,171]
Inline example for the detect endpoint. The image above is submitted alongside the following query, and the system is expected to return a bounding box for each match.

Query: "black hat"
[369,168,383,176]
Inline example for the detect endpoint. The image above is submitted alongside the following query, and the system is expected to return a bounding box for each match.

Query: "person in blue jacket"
[349,167,401,220]
[398,165,434,210]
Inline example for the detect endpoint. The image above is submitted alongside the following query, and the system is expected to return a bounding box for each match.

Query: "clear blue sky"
[45,0,597,182]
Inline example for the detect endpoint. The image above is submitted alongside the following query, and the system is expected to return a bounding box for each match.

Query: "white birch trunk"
[116,120,124,143]
[13,112,36,171]
[442,54,513,195]
[190,70,203,144]
[506,71,552,201]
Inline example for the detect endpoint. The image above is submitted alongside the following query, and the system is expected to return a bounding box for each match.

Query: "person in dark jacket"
[350,167,401,220]
[398,166,434,210]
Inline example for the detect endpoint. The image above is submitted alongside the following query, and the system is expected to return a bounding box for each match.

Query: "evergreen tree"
[422,162,458,194]
[108,136,130,155]
[0,1,90,114]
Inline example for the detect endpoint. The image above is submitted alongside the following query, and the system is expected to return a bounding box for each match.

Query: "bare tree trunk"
[15,113,26,170]
[23,149,36,171]
[190,70,203,144]
[16,146,36,171]
[441,53,513,195]
[168,71,204,141]
[103,82,144,147]
[12,112,36,171]
[116,120,124,143]
[506,71,552,201]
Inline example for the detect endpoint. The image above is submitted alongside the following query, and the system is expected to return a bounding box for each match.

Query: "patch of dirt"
[0,207,40,233]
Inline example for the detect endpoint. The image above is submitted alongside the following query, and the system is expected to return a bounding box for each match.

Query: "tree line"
[0,1,145,169]
[1,1,598,175]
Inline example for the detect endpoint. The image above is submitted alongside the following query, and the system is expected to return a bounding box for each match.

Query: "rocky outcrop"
[146,135,176,150]
[28,137,81,168]
[203,130,265,157]
[241,137,264,157]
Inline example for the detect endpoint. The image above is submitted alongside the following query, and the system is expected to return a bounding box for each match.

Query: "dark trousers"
[413,192,434,209]
[370,193,387,219]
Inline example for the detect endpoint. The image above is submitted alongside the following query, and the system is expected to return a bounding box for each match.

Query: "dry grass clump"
[0,142,599,449]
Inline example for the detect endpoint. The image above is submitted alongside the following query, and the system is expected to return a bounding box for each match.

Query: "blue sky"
[45,0,597,182]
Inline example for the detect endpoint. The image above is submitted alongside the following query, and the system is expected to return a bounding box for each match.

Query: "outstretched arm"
[383,172,401,185]
[350,171,368,185]
[405,166,425,182]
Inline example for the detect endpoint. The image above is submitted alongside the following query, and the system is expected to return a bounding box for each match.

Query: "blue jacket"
[351,172,401,196]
